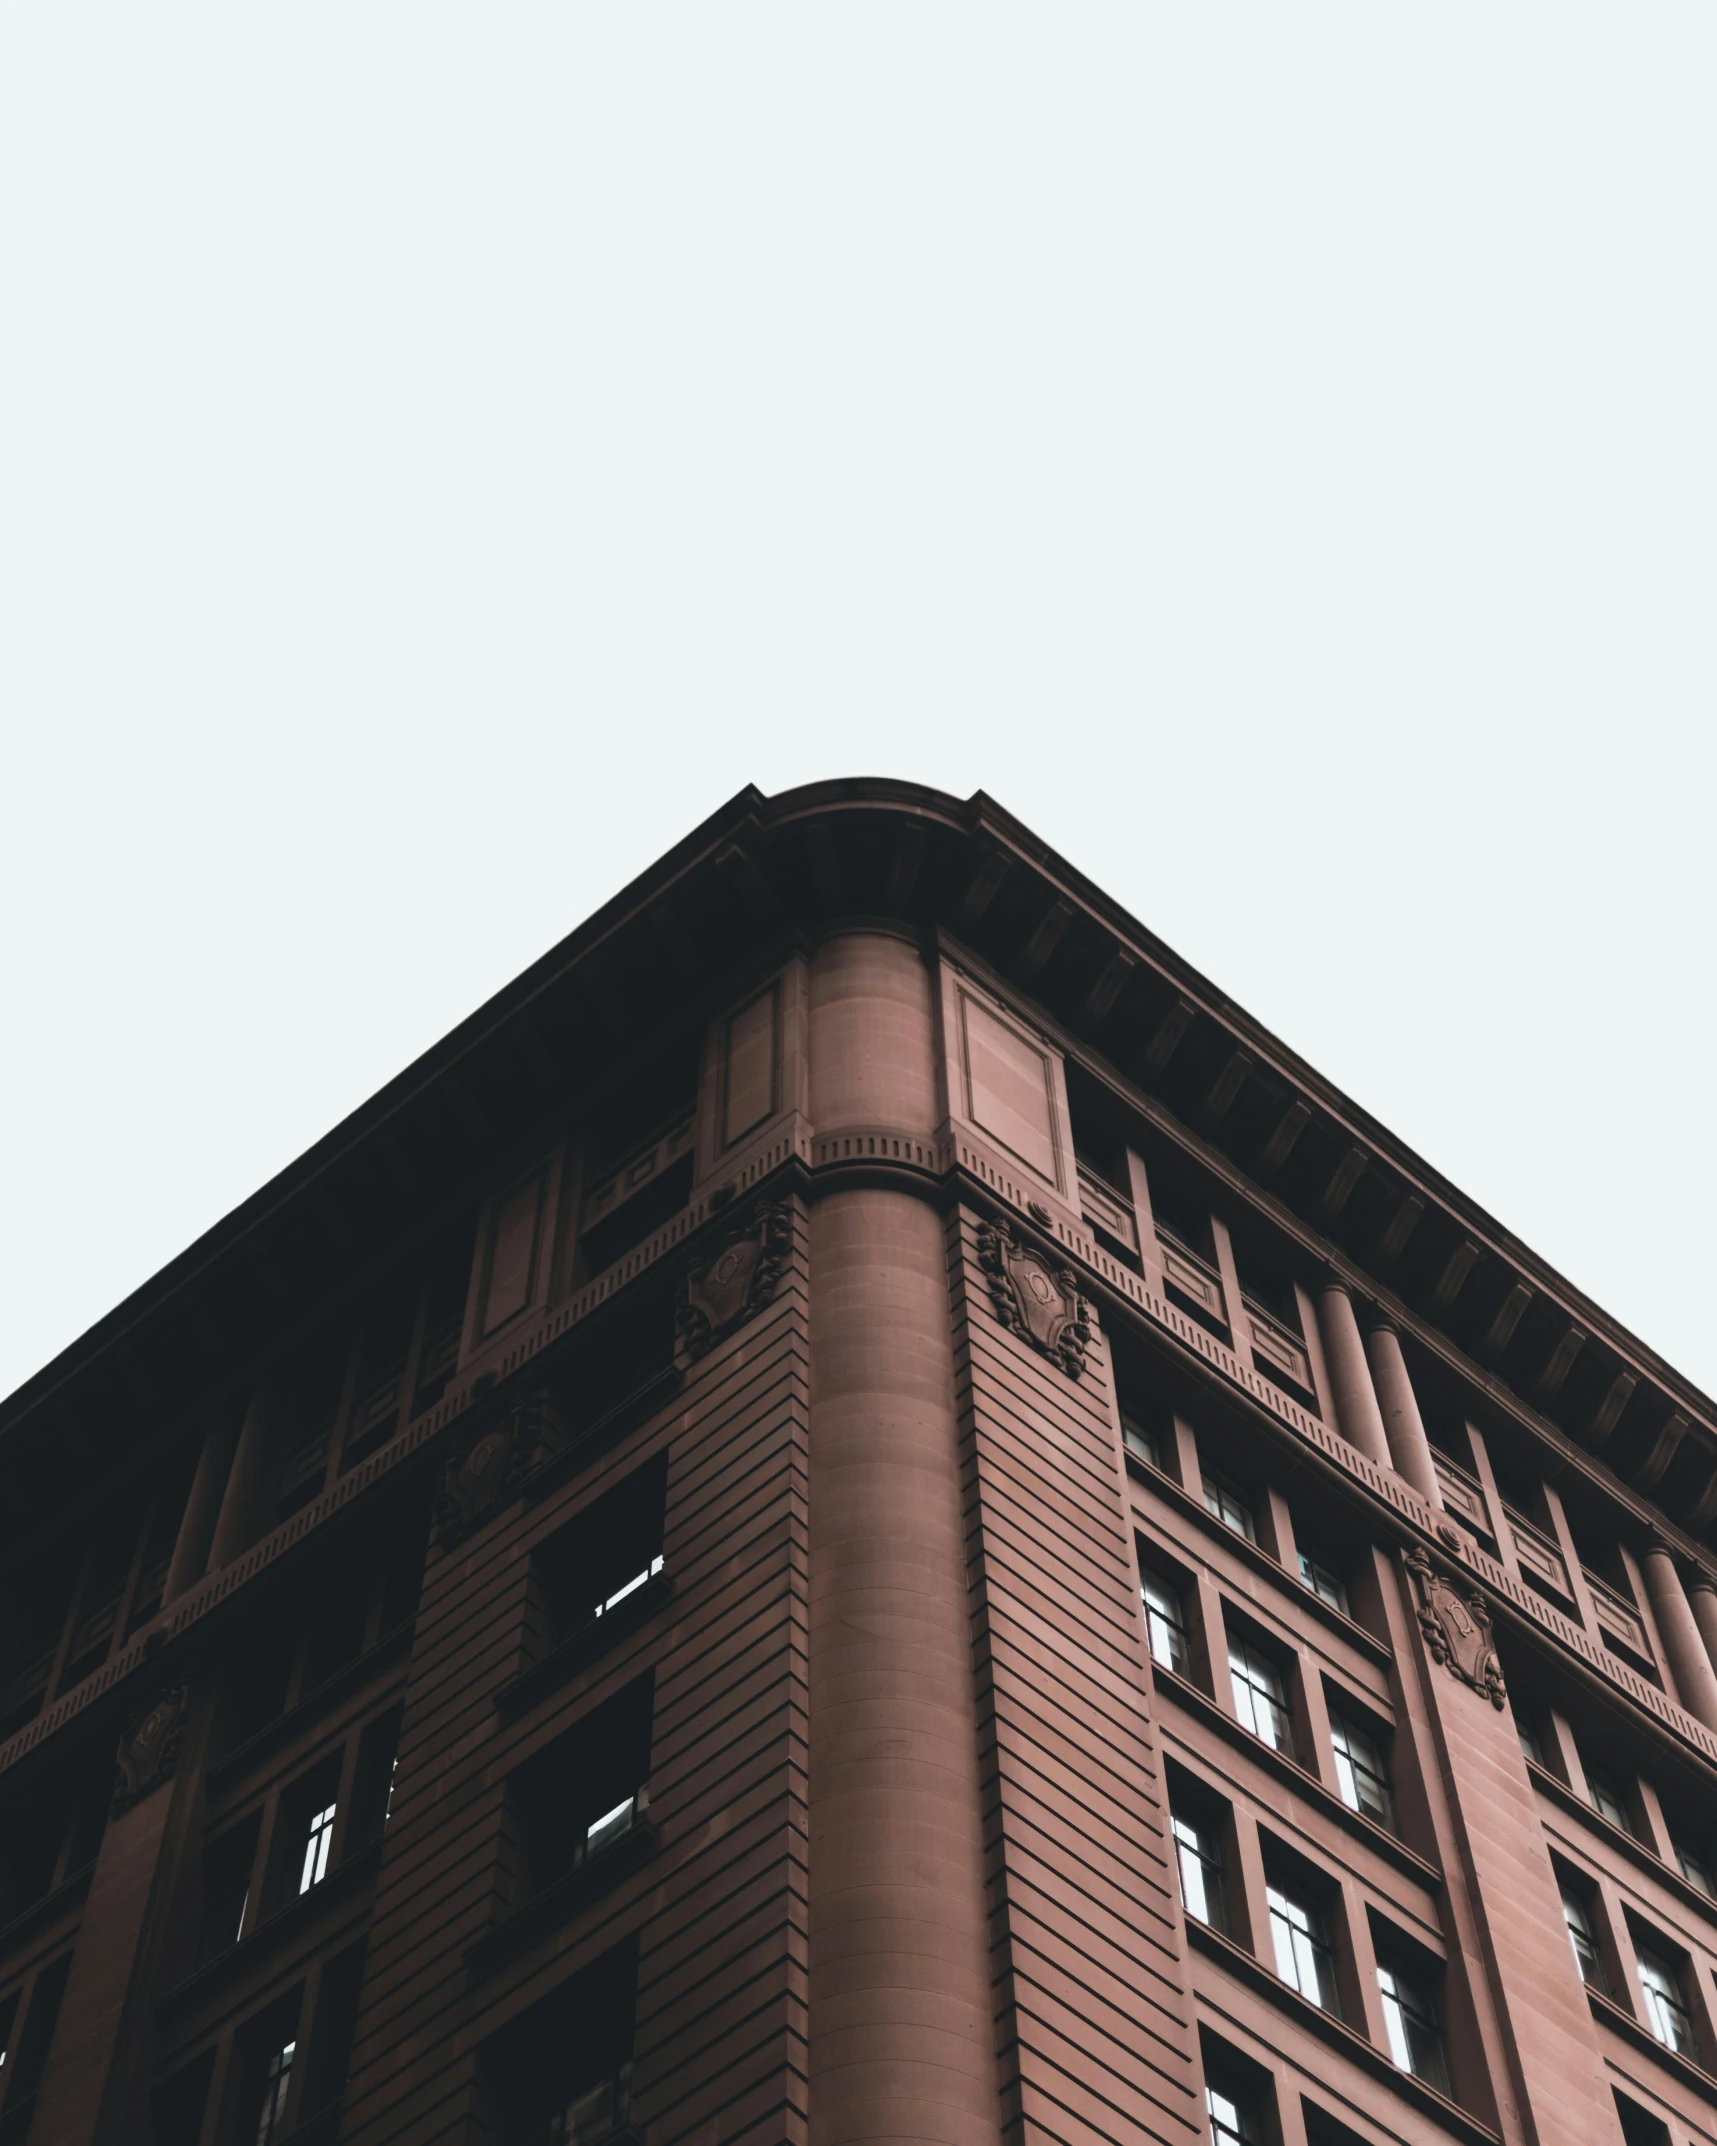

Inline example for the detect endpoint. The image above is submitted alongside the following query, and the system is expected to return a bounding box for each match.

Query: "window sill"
[1587,1984,1717,2091]
[497,1574,674,1720]
[1185,1918,1499,2146]
[210,1622,413,1792]
[1126,1451,1393,1667]
[160,1836,383,2016]
[1152,1665,1442,1891]
[0,1861,93,1961]
[465,1817,659,1983]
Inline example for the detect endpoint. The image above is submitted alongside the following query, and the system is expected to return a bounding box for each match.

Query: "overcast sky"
[3,8,1713,1411]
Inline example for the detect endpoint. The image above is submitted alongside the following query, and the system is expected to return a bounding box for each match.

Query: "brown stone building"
[3,779,1716,2146]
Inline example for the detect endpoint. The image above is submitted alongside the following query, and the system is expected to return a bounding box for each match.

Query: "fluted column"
[163,1415,240,1605]
[1316,1281,1392,1472]
[805,932,1002,2146]
[1363,1320,1444,1510]
[207,1391,283,1570]
[1642,1543,1717,1731]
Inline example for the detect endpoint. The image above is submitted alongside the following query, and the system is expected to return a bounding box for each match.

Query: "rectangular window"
[1206,2078,1263,2146]
[509,1676,654,1903]
[533,1455,670,1661]
[1637,1945,1694,2055]
[1201,1462,1257,1543]
[1120,1403,1163,1472]
[1562,1887,1607,1991]
[299,1803,337,1895]
[1585,1766,1634,1836]
[1171,1811,1227,1933]
[1265,1881,1340,2012]
[1329,1712,1394,1830]
[1297,1543,1350,1616]
[1229,1640,1294,1756]
[1676,1841,1715,1899]
[1140,1570,1190,1677]
[1376,1959,1452,2094]
[1516,1714,1545,1768]
[255,2040,295,2145]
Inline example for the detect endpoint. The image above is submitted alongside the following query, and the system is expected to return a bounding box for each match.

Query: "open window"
[507,1676,655,1911]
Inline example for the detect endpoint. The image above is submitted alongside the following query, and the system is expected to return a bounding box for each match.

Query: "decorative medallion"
[113,1683,189,1816]
[1404,1546,1506,1708]
[976,1218,1092,1379]
[677,1203,792,1365]
[432,1385,565,1554]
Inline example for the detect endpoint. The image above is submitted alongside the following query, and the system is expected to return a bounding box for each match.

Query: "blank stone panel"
[961,995,1059,1186]
[724,987,779,1148]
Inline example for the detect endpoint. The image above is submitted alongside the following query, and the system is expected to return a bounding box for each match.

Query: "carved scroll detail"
[1405,1546,1506,1708]
[976,1218,1092,1380]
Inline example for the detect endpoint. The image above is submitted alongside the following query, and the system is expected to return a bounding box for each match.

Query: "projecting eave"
[5,777,1713,1550]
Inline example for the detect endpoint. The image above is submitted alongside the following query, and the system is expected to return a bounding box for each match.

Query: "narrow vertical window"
[1171,1812,1227,1932]
[299,1804,337,1894]
[1329,1712,1394,1829]
[1229,1641,1294,1756]
[255,2040,295,2146]
[1561,1888,1607,1991]
[1586,1767,1634,1836]
[1516,1714,1545,1768]
[1265,1881,1340,2012]
[1376,1960,1452,2093]
[1676,1840,1715,1899]
[1637,1945,1694,2055]
[1140,1571,1190,1676]
[1120,1405,1163,1472]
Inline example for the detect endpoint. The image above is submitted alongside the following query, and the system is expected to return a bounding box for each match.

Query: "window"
[1229,1640,1294,1756]
[479,1936,638,2145]
[1516,1714,1545,1768]
[1585,1766,1634,1835]
[1298,1543,1349,1616]
[1201,1461,1257,1542]
[1562,1886,1607,1991]
[1140,1569,1190,1676]
[198,1818,259,1963]
[299,1803,337,1894]
[532,1455,670,1663]
[1636,1944,1694,2055]
[1266,1878,1340,2011]
[1676,1840,1715,1899]
[1171,1810,1227,1932]
[254,2039,295,2145]
[508,1676,654,1905]
[1377,1958,1452,2093]
[1329,1712,1393,1829]
[1206,2077,1263,2146]
[1120,1403,1164,1472]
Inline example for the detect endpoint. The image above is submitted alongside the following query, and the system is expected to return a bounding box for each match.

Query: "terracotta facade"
[2,781,1715,2146]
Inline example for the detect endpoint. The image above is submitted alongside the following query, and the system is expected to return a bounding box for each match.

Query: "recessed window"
[1516,1714,1545,1768]
[1205,2077,1264,2146]
[1585,1765,1634,1836]
[1140,1569,1190,1677]
[299,1803,337,1895]
[1229,1640,1294,1756]
[1201,1461,1257,1543]
[255,2040,295,2145]
[1265,1878,1340,2012]
[1636,1944,1695,2055]
[1676,1840,1715,1899]
[1561,1886,1607,1992]
[1120,1402,1165,1472]
[1329,1711,1394,1830]
[1171,1810,1227,1933]
[1376,1958,1452,2094]
[508,1676,655,1906]
[1297,1543,1350,1616]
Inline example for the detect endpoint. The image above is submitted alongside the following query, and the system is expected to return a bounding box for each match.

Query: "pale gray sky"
[3,8,1713,1408]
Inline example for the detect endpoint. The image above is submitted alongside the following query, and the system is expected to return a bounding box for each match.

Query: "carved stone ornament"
[677,1203,792,1365]
[432,1385,565,1554]
[112,1683,189,1816]
[976,1218,1092,1380]
[1404,1546,1506,1708]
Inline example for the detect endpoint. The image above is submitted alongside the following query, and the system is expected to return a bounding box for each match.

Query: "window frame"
[1264,1875,1341,2014]
[1228,1637,1295,1757]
